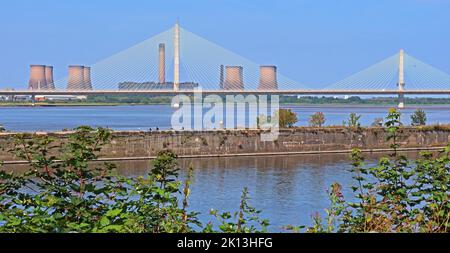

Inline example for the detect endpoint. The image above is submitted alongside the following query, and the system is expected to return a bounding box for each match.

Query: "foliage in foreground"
[303,108,450,233]
[0,126,267,233]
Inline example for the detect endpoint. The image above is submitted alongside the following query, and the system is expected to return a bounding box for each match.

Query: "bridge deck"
[1,90,450,96]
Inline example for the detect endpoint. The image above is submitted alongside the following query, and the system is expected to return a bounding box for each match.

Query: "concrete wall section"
[1,127,450,161]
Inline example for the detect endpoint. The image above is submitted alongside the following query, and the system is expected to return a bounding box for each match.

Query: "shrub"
[309,112,325,127]
[0,127,201,233]
[306,108,450,233]
[344,113,361,128]
[0,126,268,233]
[411,109,427,126]
[274,109,298,128]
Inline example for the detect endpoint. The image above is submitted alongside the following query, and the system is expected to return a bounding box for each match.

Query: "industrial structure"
[28,65,48,90]
[224,66,244,90]
[258,66,278,90]
[67,66,85,90]
[8,23,450,109]
[118,31,198,91]
[83,67,93,90]
[67,65,92,90]
[219,65,224,89]
[45,66,55,90]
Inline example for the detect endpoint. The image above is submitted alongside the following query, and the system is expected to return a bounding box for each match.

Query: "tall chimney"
[28,65,47,90]
[219,65,224,89]
[45,66,55,90]
[224,66,244,90]
[158,43,166,84]
[258,66,278,90]
[83,67,93,90]
[67,65,85,90]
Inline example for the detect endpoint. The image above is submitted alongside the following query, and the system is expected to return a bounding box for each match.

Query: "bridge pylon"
[173,21,180,92]
[397,49,405,109]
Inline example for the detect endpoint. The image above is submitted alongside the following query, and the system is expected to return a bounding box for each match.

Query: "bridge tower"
[158,43,166,84]
[398,49,405,108]
[173,21,180,91]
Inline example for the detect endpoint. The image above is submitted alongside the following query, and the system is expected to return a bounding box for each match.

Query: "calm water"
[6,152,424,232]
[0,104,449,131]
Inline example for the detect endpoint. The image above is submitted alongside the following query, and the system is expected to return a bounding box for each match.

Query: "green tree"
[411,109,427,126]
[274,109,298,128]
[309,112,325,127]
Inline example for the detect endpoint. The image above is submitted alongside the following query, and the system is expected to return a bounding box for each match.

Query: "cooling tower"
[67,66,85,90]
[159,43,166,84]
[45,66,55,90]
[83,67,93,90]
[28,65,47,90]
[258,66,278,90]
[219,65,224,89]
[224,66,244,90]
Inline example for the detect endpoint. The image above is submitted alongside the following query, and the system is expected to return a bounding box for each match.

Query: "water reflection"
[2,151,429,231]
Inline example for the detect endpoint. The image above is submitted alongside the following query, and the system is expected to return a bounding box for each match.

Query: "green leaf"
[106,208,122,218]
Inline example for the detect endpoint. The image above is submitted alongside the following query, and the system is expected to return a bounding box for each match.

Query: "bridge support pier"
[398,94,405,109]
[31,94,36,106]
[397,49,406,109]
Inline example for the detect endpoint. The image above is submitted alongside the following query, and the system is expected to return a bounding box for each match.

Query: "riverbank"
[1,126,449,162]
[0,102,165,107]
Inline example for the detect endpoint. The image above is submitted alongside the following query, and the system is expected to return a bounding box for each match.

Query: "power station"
[67,66,84,90]
[26,22,280,93]
[119,22,198,91]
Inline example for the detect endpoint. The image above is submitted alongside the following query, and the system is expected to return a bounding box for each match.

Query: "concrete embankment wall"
[1,127,450,162]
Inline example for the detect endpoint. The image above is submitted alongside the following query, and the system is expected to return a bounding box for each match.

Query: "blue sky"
[1,0,449,89]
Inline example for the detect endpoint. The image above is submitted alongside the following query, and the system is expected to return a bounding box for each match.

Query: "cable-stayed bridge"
[1,23,450,108]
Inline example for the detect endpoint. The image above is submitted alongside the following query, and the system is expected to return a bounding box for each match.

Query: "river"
[0,104,448,231]
[0,104,449,131]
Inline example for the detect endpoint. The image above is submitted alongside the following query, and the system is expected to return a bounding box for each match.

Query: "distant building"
[118,82,199,90]
[35,95,87,101]
[11,95,33,101]
[0,95,12,101]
